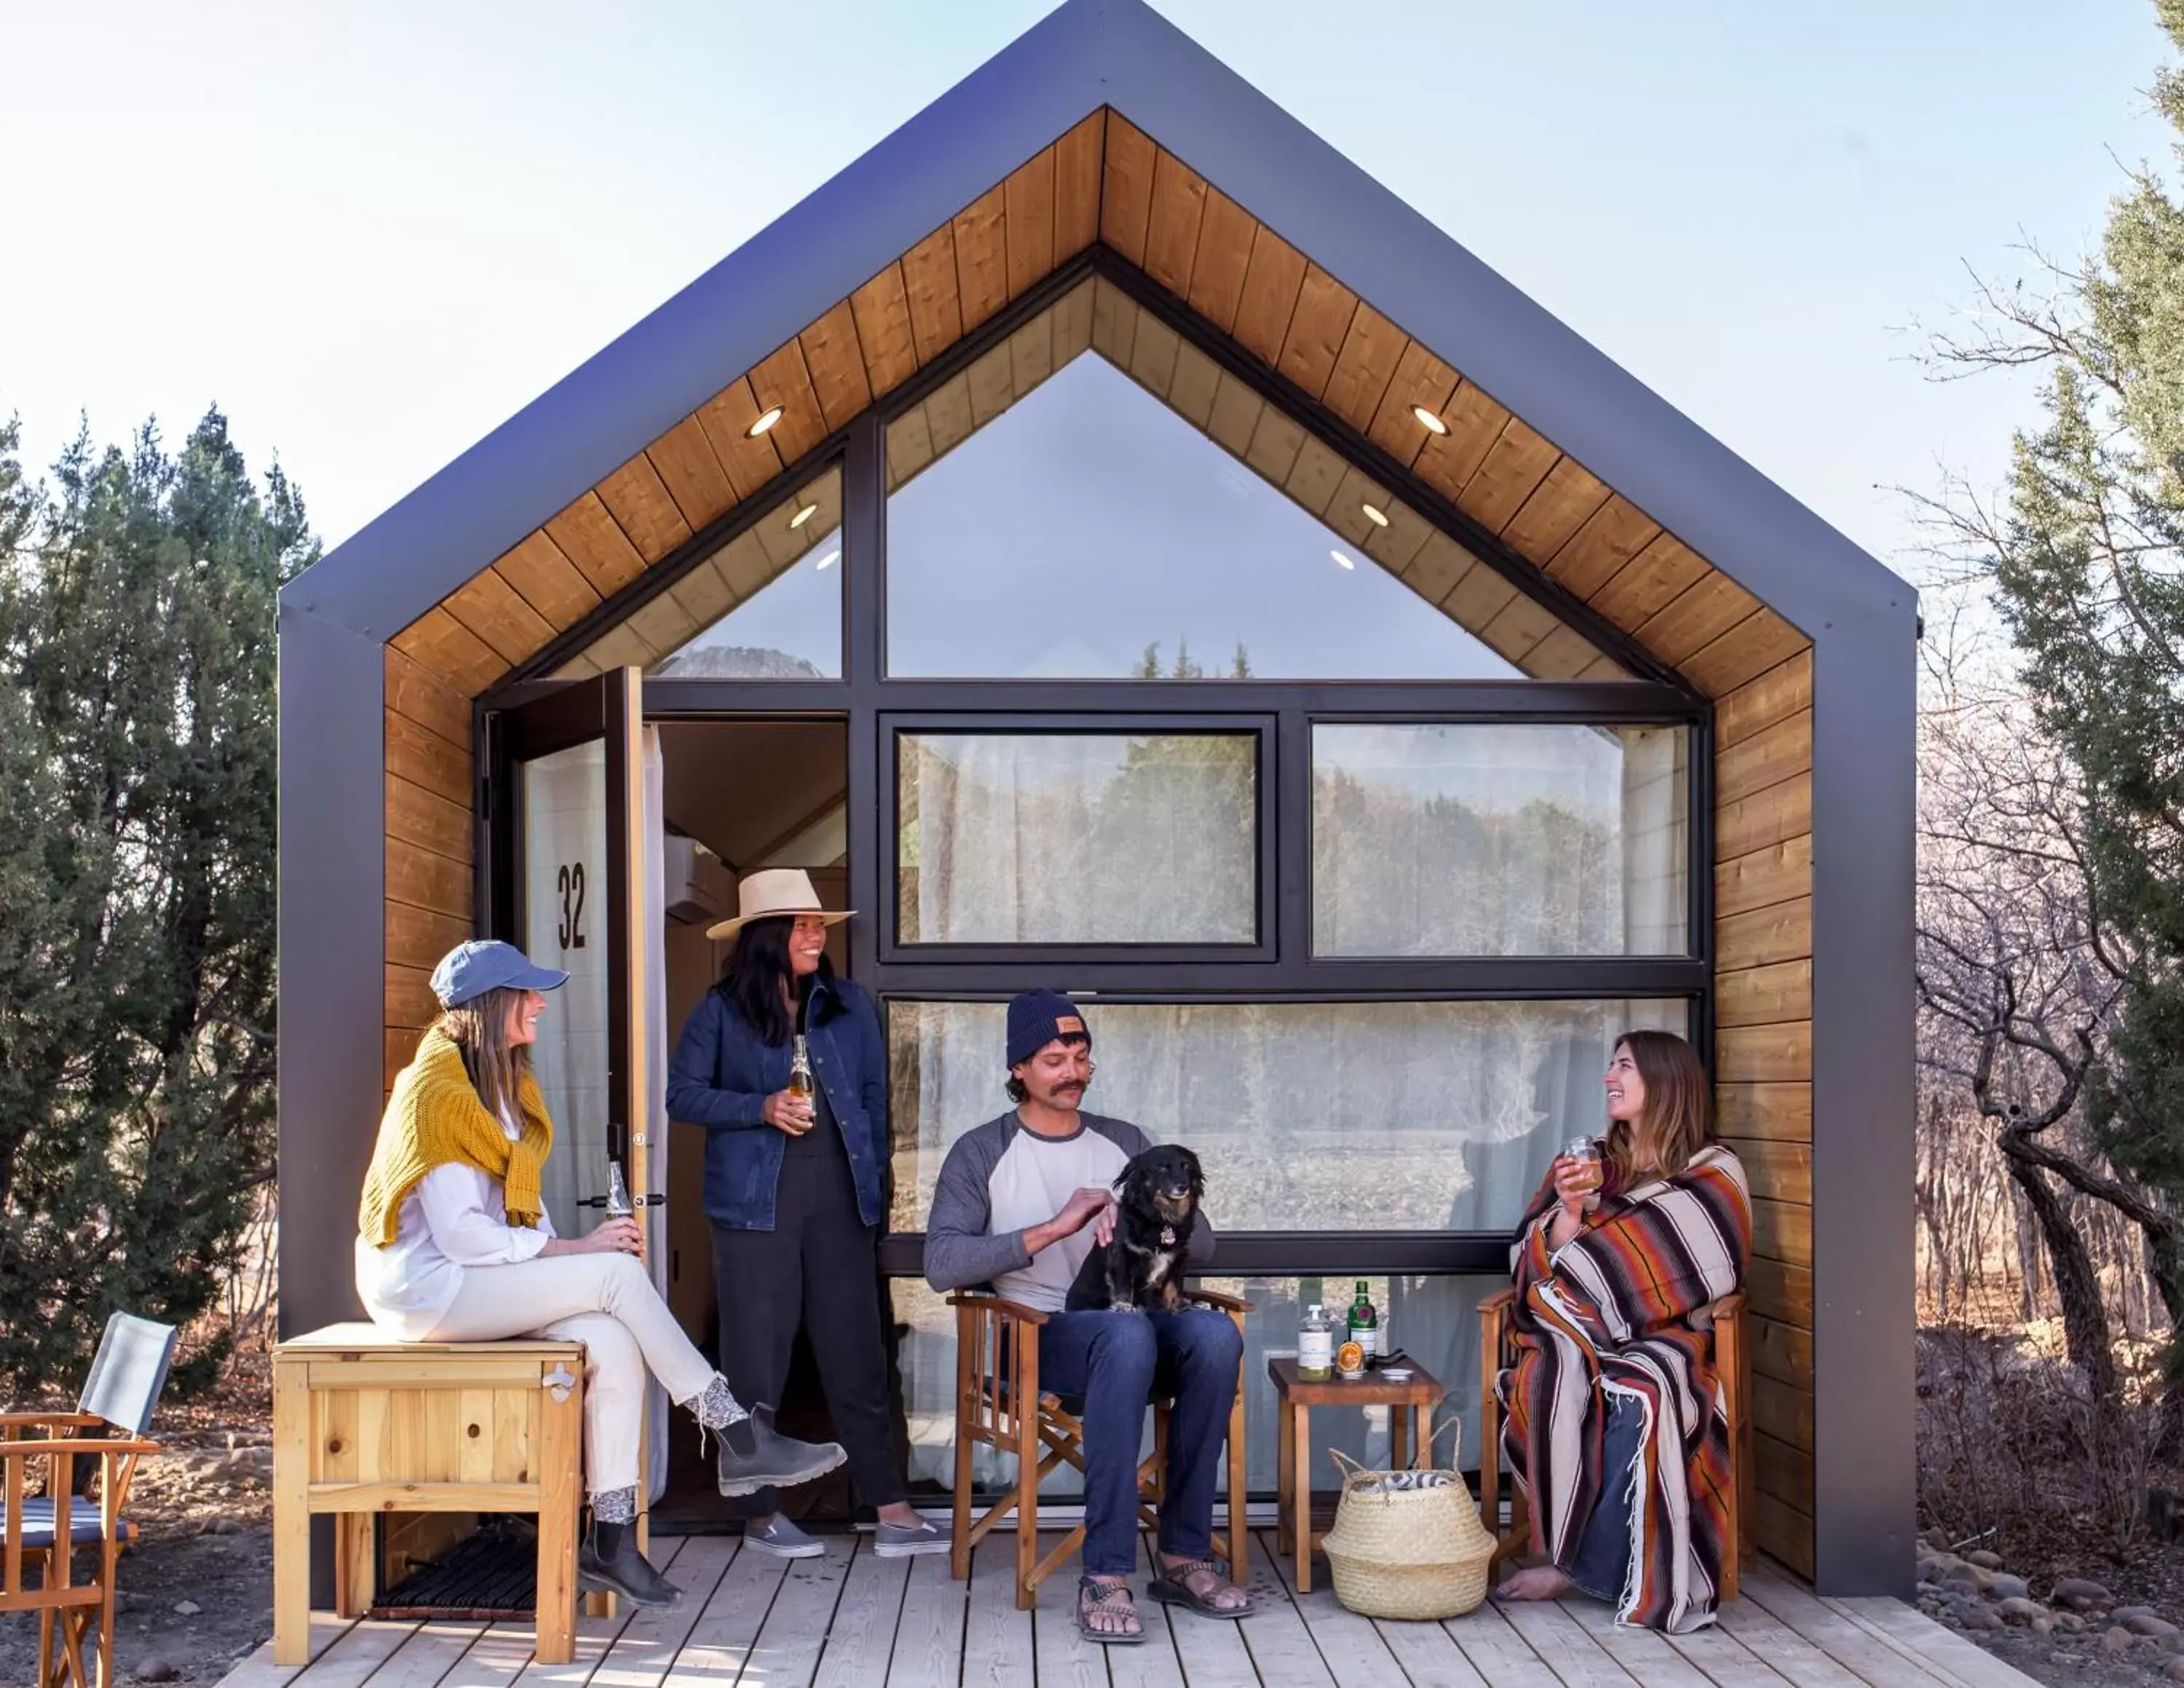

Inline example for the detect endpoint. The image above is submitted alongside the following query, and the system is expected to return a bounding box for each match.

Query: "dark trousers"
[1565,1390,1642,1601]
[711,1149,904,1513]
[1038,1308,1243,1578]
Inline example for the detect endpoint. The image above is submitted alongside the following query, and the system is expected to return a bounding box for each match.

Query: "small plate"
[1380,1366,1414,1381]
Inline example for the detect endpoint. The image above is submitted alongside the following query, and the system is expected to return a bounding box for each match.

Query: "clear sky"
[1,1,2172,581]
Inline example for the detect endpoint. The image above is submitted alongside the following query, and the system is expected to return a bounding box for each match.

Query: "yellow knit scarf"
[357,1025,554,1245]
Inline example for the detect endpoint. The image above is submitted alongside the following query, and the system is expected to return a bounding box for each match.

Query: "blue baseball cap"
[430,940,570,1009]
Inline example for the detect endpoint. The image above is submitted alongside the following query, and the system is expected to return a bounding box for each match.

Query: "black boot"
[578,1521,682,1609]
[716,1404,848,1499]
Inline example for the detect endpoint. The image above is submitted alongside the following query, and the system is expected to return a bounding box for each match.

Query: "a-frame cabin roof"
[281,0,1910,697]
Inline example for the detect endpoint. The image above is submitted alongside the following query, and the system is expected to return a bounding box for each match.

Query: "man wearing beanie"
[925,990,1250,1641]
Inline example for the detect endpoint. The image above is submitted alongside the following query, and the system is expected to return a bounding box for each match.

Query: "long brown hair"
[435,986,535,1127]
[1604,1028,1710,1186]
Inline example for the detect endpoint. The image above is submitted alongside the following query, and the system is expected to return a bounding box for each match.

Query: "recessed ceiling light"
[1412,405,1450,435]
[1329,550,1356,570]
[1361,502,1390,528]
[815,550,840,571]
[747,406,784,438]
[788,503,818,529]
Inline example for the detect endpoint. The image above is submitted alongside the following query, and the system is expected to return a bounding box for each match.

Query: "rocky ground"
[1918,1530,2184,1685]
[0,1362,274,1687]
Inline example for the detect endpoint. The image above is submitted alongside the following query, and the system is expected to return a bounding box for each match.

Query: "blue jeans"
[1567,1391,1642,1601]
[1037,1309,1243,1578]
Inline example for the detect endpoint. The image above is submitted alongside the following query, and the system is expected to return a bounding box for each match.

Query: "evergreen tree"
[0,409,315,1392]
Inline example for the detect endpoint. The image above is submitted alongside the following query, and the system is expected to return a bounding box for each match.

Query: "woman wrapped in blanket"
[1492,1030,1751,1633]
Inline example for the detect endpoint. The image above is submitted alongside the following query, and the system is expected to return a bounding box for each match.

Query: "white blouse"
[355,1104,555,1338]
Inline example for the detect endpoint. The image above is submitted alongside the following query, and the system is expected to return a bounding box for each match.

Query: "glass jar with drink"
[1562,1135,1603,1207]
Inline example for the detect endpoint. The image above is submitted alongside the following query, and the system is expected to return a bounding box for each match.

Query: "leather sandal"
[1075,1576,1147,1644]
[1147,1555,1252,1618]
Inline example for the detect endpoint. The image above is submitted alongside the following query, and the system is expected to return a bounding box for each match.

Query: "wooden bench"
[272,1324,586,1665]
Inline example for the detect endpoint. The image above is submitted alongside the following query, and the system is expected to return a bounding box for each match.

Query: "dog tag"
[1160,1226,1175,1245]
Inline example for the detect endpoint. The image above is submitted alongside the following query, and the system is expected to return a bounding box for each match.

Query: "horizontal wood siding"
[1711,648,1816,1578]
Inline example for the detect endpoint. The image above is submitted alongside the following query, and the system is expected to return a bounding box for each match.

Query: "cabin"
[275,0,1915,1609]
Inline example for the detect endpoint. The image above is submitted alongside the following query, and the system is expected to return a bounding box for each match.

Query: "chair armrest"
[1709,1290,1747,1320]
[0,1437,159,1459]
[946,1290,1050,1327]
[1479,1289,1517,1316]
[0,1413,108,1431]
[1180,1288,1254,1314]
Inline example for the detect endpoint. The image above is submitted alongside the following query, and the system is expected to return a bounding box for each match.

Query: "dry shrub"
[1919,1326,2161,1561]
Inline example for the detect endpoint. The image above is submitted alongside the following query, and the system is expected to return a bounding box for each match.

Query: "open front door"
[481,667,654,1263]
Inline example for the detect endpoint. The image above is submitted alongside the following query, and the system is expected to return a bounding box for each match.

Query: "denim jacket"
[663,973,889,1231]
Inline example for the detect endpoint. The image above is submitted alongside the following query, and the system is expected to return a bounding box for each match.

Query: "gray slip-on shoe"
[742,1515,826,1559]
[716,1405,847,1499]
[872,1517,951,1558]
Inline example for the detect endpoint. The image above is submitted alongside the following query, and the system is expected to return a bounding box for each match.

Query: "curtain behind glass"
[888,998,1686,1234]
[900,733,1255,944]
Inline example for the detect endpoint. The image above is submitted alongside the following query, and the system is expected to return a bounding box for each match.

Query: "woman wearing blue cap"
[356,938,849,1610]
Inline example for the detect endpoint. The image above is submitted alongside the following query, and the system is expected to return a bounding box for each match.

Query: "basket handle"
[1327,1412,1465,1483]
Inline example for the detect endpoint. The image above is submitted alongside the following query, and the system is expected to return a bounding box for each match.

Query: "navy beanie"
[1007,990,1090,1068]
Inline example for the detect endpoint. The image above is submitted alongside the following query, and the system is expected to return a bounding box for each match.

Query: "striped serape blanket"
[1496,1142,1751,1632]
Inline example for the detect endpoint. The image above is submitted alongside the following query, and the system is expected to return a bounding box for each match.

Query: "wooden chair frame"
[948,1287,1250,1609]
[0,1414,160,1688]
[1478,1287,1752,1601]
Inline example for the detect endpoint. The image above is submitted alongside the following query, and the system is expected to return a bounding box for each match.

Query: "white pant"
[425,1252,713,1496]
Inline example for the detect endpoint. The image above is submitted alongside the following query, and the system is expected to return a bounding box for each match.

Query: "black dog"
[1065,1144,1205,1312]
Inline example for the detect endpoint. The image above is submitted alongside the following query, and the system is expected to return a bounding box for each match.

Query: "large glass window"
[887,997,1686,1234]
[1313,723,1689,957]
[882,279,1628,683]
[563,466,843,679]
[897,730,1257,945]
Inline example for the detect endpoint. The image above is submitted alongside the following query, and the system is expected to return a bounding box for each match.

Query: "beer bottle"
[788,1036,815,1105]
[1346,1280,1379,1362]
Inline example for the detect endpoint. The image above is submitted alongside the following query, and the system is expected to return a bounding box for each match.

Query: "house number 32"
[556,861,587,950]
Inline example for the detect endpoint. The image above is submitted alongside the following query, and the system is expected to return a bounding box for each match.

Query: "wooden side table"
[1267,1354,1443,1594]
[272,1324,589,1665]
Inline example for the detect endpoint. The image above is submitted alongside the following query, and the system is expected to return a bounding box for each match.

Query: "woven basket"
[1321,1424,1496,1622]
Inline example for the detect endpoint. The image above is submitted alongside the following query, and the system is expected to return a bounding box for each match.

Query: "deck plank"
[1444,1601,1564,1687]
[216,1615,360,1688]
[1161,1536,1259,1688]
[958,1535,1036,1688]
[815,1538,914,1687]
[1234,1534,1338,1687]
[1495,1600,1644,1687]
[738,1536,855,1687]
[1126,1532,1191,1688]
[1736,1569,1944,1688]
[1818,1595,2043,1688]
[285,1619,427,1687]
[871,1549,965,1688]
[662,1531,790,1686]
[1713,1599,1869,1688]
[360,1619,492,1687]
[1561,1596,1789,1688]
[591,1537,735,1688]
[1374,1613,1492,1688]
[1254,1526,1409,1688]
[434,1622,544,1688]
[1031,1549,1113,1688]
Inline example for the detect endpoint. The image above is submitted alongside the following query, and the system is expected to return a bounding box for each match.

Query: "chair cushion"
[4,1499,136,1547]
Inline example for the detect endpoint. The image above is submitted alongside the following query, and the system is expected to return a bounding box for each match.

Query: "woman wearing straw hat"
[665,869,946,1560]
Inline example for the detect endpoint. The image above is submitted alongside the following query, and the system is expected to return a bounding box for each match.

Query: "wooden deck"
[215,1531,2034,1688]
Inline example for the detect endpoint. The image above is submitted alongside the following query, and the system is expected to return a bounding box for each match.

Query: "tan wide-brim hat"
[705,867,855,942]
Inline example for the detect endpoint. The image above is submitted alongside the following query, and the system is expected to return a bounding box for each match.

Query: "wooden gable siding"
[374,106,1818,1571]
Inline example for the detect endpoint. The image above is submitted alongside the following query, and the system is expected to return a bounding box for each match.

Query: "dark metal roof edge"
[283,0,1117,638]
[288,0,1914,651]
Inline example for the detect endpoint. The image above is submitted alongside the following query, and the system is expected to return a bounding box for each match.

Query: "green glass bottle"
[1346,1280,1378,1363]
